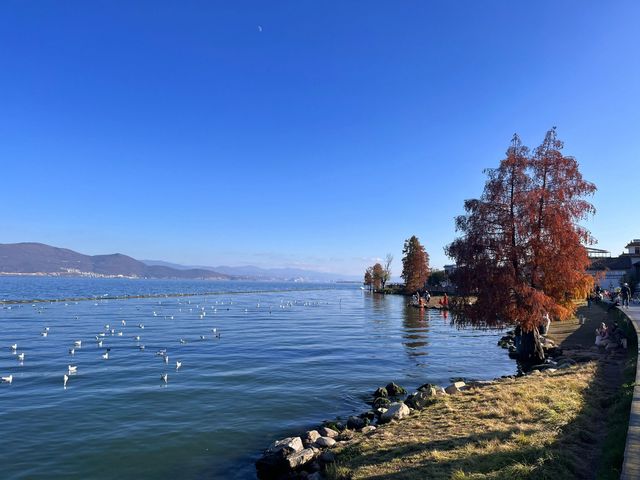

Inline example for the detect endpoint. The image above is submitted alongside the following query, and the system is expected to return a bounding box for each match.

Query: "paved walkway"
[620,304,640,480]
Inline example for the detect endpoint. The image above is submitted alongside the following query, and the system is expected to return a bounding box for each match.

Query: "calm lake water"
[0,278,516,479]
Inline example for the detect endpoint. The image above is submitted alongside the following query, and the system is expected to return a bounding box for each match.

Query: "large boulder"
[347,416,366,430]
[318,426,338,438]
[385,382,407,396]
[304,430,321,445]
[373,397,391,408]
[417,383,438,394]
[314,436,336,448]
[444,381,466,394]
[406,390,436,410]
[285,447,318,469]
[268,436,303,455]
[379,402,410,423]
[373,386,388,398]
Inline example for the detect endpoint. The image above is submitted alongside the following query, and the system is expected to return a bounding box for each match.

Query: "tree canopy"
[446,128,595,332]
[401,236,430,293]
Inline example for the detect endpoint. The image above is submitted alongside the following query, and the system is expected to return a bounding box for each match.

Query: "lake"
[0,278,516,479]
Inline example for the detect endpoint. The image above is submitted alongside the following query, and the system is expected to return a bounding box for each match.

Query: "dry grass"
[327,363,609,480]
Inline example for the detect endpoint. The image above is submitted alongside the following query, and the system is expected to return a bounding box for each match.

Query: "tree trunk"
[518,328,545,364]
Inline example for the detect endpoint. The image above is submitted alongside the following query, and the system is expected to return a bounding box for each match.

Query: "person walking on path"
[621,282,631,308]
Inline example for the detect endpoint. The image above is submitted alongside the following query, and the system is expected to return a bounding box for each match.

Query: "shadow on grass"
[331,313,637,480]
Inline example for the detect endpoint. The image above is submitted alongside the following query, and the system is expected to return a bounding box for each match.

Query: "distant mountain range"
[0,242,358,282]
[141,260,360,282]
[0,243,230,279]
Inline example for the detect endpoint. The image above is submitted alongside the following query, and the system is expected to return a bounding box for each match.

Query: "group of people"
[410,291,449,309]
[595,321,628,350]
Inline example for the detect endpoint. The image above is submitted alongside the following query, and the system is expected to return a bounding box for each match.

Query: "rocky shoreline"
[254,329,589,480]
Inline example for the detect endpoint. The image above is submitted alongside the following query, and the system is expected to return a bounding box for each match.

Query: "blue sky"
[1,1,639,276]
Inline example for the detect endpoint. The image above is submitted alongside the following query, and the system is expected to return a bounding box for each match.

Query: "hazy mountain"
[142,260,359,282]
[0,243,230,279]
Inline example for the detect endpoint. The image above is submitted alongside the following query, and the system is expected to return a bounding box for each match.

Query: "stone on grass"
[315,436,336,448]
[318,426,338,438]
[379,402,410,423]
[444,381,466,394]
[347,416,366,430]
[285,447,318,469]
[406,390,436,409]
[360,425,377,434]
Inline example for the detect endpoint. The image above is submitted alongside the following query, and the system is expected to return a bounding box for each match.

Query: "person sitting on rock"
[595,322,609,347]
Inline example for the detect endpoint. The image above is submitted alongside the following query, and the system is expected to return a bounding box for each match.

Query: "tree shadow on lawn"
[335,359,632,480]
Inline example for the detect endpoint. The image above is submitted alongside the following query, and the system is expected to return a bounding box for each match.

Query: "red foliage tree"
[446,129,595,361]
[364,267,373,291]
[372,263,384,291]
[401,236,430,293]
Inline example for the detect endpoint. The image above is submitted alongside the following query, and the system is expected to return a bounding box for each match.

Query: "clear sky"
[1,1,639,276]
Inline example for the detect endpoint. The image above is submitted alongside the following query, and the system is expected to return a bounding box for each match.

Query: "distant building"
[443,264,456,276]
[587,239,640,290]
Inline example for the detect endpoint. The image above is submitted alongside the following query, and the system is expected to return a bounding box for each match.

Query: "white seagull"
[17,353,25,361]
[164,355,169,364]
[10,344,17,352]
[41,331,48,337]
[68,365,78,374]
[176,361,182,370]
[102,352,109,360]
[2,375,13,384]
[74,340,82,347]
[69,348,75,355]
[161,373,168,383]
[63,374,69,387]
[121,320,126,326]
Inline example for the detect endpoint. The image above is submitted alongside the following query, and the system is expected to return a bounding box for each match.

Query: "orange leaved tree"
[446,129,595,362]
[401,236,430,293]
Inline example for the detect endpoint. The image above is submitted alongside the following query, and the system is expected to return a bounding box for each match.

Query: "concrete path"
[620,304,640,480]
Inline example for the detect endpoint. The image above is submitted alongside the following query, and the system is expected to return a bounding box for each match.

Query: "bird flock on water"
[2,295,327,389]
[1,297,233,389]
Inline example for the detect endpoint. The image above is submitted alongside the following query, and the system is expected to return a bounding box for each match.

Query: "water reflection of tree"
[401,303,430,366]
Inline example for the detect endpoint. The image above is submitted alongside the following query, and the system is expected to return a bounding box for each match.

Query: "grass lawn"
[327,304,636,480]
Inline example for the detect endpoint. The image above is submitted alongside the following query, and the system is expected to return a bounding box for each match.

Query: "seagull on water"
[139,345,145,351]
[117,331,123,337]
[121,320,126,326]
[63,374,69,387]
[139,324,145,329]
[2,375,13,384]
[69,348,75,355]
[68,365,78,374]
[74,340,82,347]
[41,331,48,337]
[164,355,169,364]
[179,339,186,344]
[161,373,168,383]
[102,351,109,360]
[10,344,17,352]
[176,361,182,370]
[17,353,25,361]
[134,335,141,341]
[98,340,103,347]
